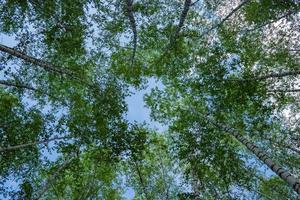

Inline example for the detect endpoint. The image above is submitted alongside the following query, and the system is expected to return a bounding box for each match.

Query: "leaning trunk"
[204,116,300,194]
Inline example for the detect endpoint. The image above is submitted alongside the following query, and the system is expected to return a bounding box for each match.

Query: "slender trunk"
[170,0,192,46]
[202,115,300,194]
[0,136,71,152]
[124,0,137,67]
[0,80,36,91]
[34,155,75,200]
[0,44,73,76]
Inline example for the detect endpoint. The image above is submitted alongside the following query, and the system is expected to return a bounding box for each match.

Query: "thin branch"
[124,0,138,67]
[289,49,300,52]
[244,9,299,33]
[261,135,300,155]
[191,0,200,7]
[0,136,71,152]
[0,44,73,76]
[34,154,75,200]
[268,89,300,93]
[170,0,192,46]
[131,157,149,199]
[0,80,36,91]
[0,79,68,104]
[213,69,300,82]
[246,69,300,81]
[217,0,249,28]
[0,44,98,90]
[198,0,250,38]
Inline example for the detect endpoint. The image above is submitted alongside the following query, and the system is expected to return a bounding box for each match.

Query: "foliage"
[0,0,300,199]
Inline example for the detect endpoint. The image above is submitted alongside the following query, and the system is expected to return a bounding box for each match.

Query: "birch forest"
[0,0,300,199]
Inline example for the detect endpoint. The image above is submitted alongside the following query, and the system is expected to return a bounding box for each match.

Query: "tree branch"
[246,69,300,81]
[268,89,300,93]
[244,9,299,33]
[124,0,138,67]
[34,154,75,200]
[0,44,98,89]
[0,80,36,91]
[198,0,250,38]
[0,136,71,152]
[170,0,192,46]
[131,157,149,199]
[0,44,74,76]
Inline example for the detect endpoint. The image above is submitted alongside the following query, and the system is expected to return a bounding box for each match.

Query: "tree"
[1,0,300,198]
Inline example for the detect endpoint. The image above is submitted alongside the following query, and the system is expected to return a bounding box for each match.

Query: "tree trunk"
[203,116,300,194]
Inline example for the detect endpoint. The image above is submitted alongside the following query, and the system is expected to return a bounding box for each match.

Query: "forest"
[0,0,300,199]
